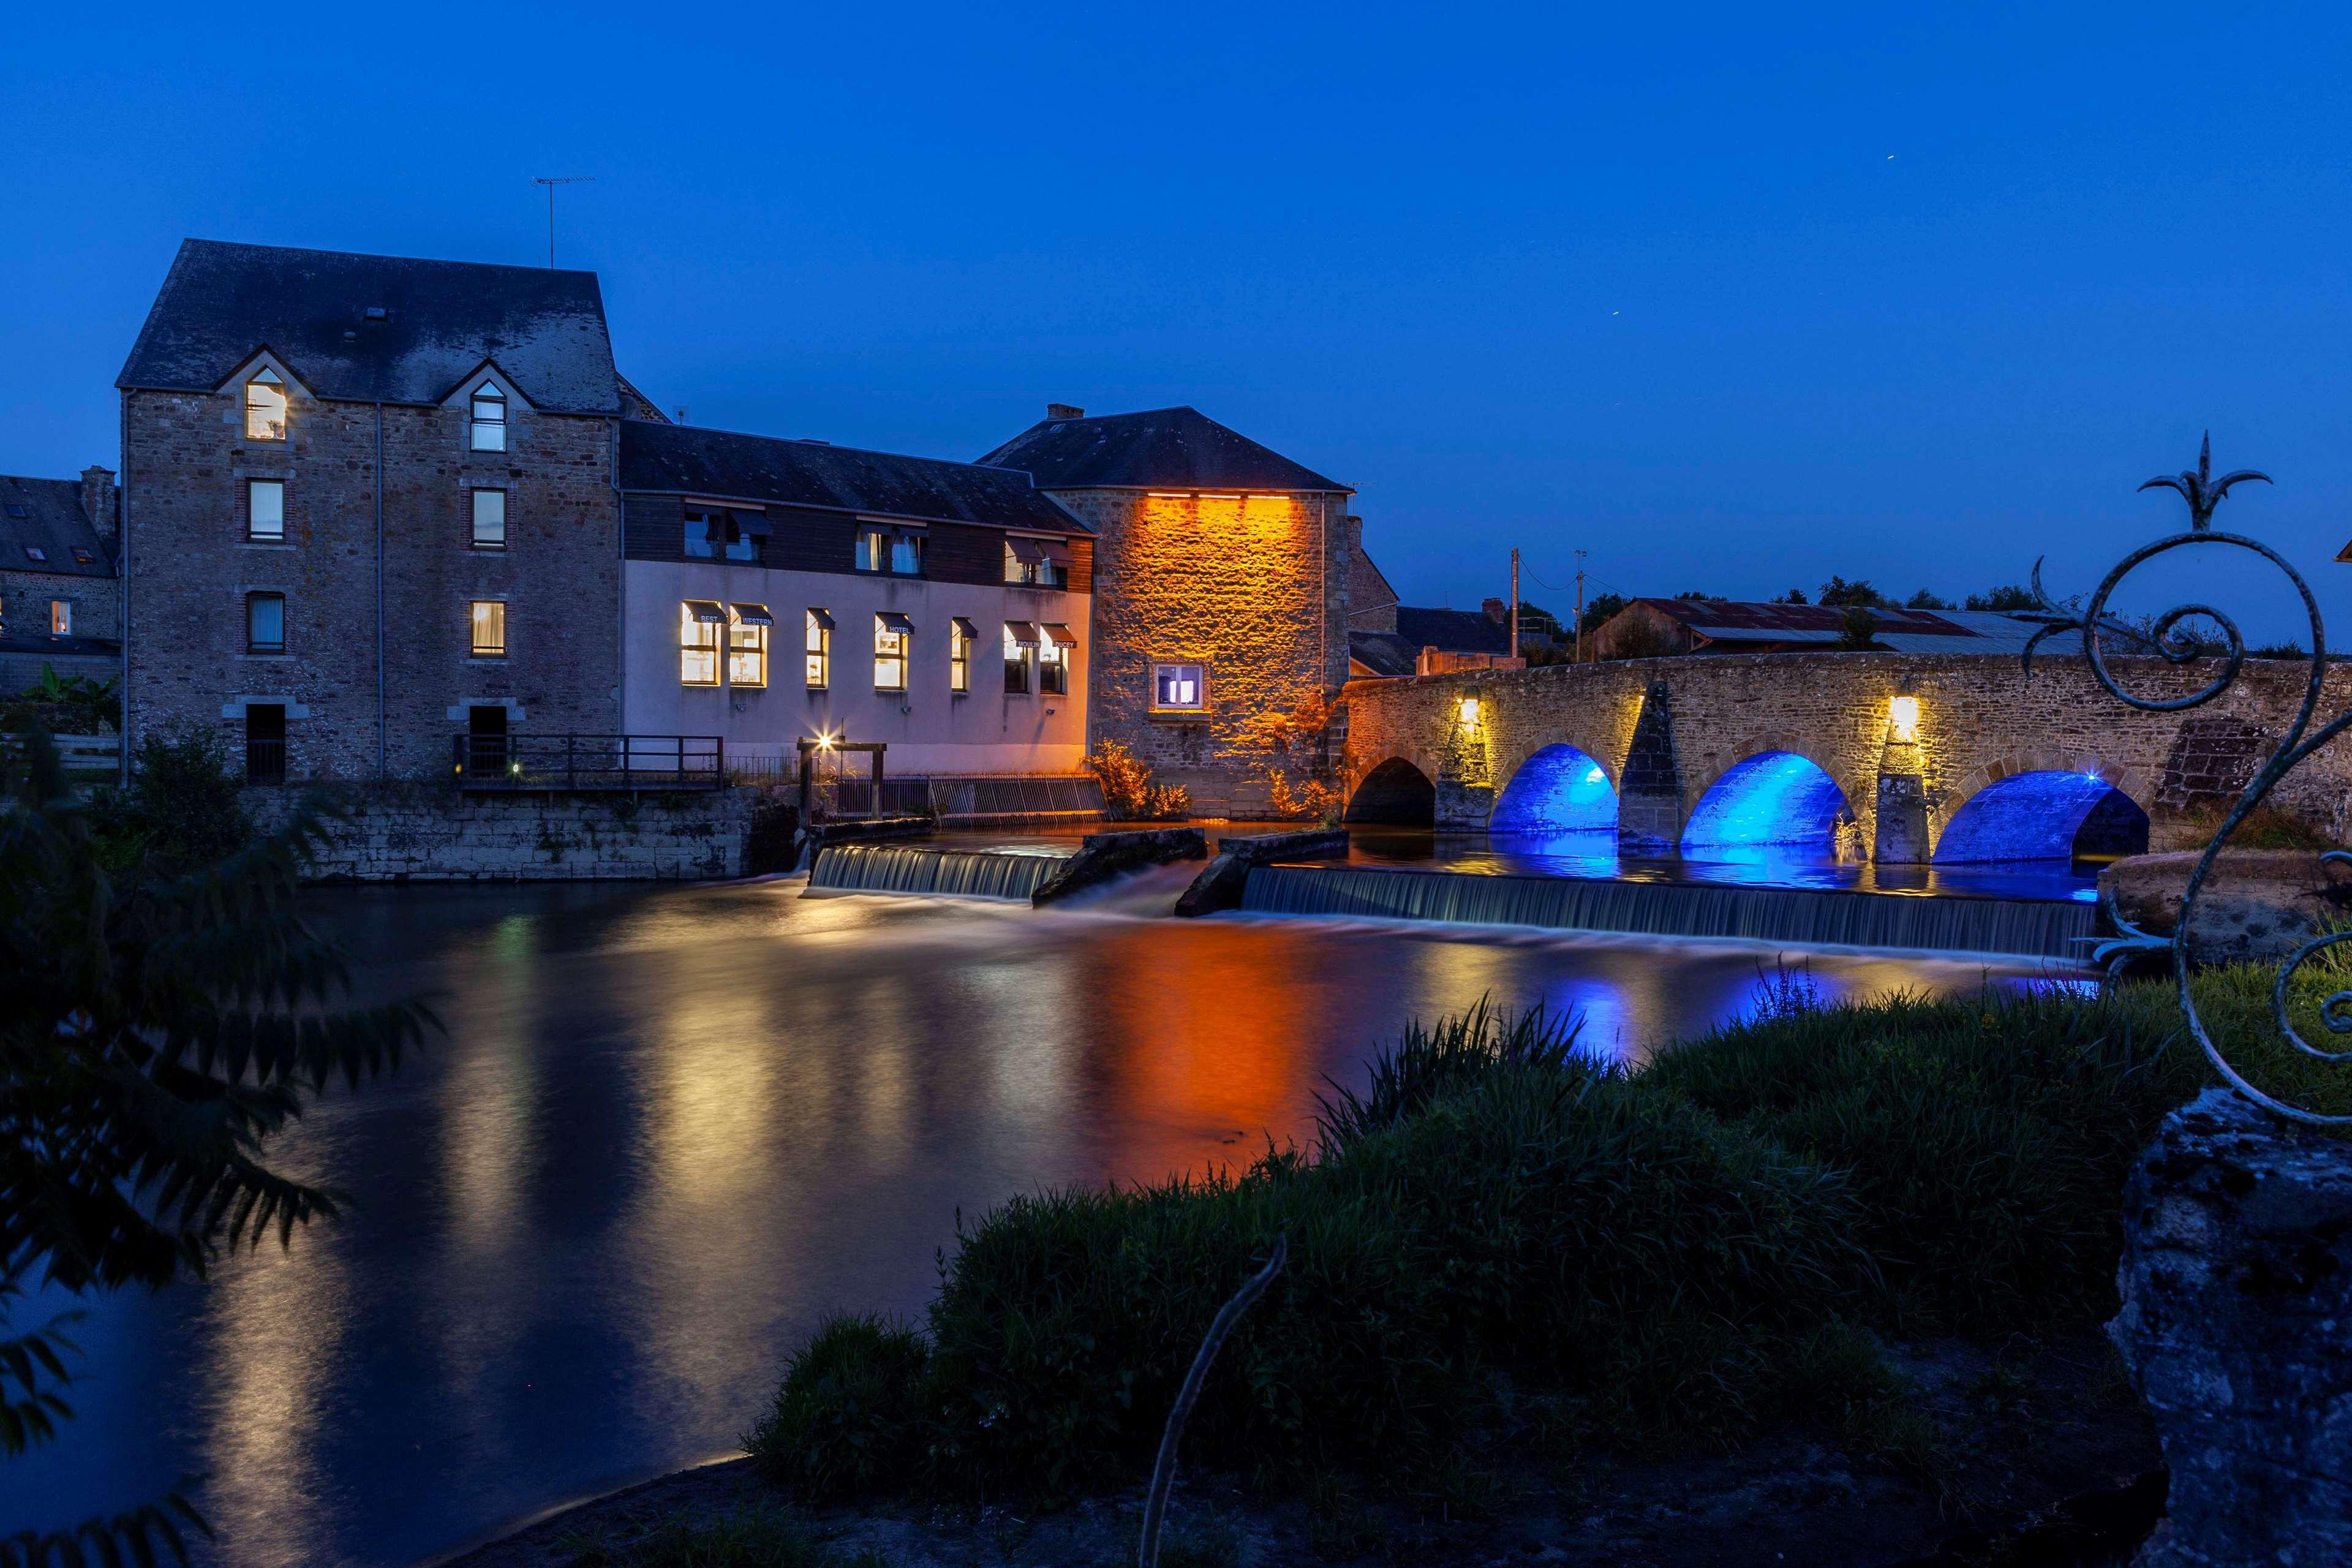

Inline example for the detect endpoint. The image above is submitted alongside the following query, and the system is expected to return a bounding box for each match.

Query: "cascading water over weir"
[807,843,1069,900]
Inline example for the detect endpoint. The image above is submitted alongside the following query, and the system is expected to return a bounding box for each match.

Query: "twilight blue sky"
[4,2,2347,637]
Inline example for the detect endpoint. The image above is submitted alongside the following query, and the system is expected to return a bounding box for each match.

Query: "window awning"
[1038,539,1074,567]
[729,510,772,537]
[732,603,774,627]
[951,616,979,639]
[682,600,726,624]
[1006,537,1047,565]
[1041,622,1078,647]
[875,611,916,633]
[1004,619,1040,645]
[807,608,837,631]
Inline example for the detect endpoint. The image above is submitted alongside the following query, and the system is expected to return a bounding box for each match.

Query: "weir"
[807,844,1069,901]
[1238,864,2098,960]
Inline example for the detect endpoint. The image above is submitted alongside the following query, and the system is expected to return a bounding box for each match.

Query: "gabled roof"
[1349,631,1420,678]
[1395,606,1511,655]
[117,239,621,414]
[0,476,113,579]
[619,421,1089,533]
[975,405,1349,492]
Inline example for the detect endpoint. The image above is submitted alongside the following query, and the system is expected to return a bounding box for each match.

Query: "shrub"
[88,725,253,872]
[1085,740,1191,821]
[745,1314,929,1502]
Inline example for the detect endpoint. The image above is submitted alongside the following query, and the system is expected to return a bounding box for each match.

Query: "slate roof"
[117,239,621,414]
[0,476,113,579]
[619,421,1088,533]
[1624,598,2105,655]
[975,406,1349,492]
[1395,606,1512,655]
[1349,631,1420,677]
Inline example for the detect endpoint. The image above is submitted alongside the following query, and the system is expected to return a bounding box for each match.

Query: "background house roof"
[1395,605,1512,655]
[116,239,622,414]
[975,405,1349,492]
[1623,597,2069,654]
[1348,631,1420,677]
[619,421,1089,533]
[0,476,113,580]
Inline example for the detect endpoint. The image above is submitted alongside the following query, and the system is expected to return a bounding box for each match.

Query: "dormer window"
[469,382,507,452]
[244,370,287,442]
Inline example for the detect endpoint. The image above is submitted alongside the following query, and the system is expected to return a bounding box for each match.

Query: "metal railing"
[451,734,725,791]
[246,737,287,785]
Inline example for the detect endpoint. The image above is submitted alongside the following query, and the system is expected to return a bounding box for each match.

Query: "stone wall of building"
[1053,488,1350,815]
[1341,653,2352,854]
[123,386,622,781]
[2,567,120,644]
[246,782,755,881]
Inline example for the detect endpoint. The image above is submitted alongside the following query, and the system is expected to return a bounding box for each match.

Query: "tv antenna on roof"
[530,176,595,268]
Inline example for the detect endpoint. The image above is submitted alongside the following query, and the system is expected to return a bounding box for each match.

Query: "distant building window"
[1005,537,1071,588]
[949,616,975,695]
[244,370,287,441]
[246,592,286,654]
[874,612,910,692]
[23,546,45,562]
[469,382,507,451]
[1040,624,1076,696]
[680,601,722,685]
[1004,622,1036,694]
[50,600,70,636]
[70,547,94,564]
[857,527,922,575]
[729,604,771,688]
[247,478,285,541]
[470,600,507,658]
[805,609,832,688]
[1154,663,1205,710]
[472,489,507,549]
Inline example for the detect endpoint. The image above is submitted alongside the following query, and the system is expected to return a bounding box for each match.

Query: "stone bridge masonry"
[1340,654,2352,861]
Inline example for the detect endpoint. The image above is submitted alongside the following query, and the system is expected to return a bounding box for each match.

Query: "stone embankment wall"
[1341,654,2352,856]
[246,783,759,881]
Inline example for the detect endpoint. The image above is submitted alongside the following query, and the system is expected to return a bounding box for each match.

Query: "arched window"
[244,370,287,441]
[469,382,507,451]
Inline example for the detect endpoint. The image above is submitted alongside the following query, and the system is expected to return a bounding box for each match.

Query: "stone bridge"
[1338,654,2352,863]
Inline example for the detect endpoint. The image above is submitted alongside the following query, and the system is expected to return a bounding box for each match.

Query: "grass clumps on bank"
[748,974,2352,1510]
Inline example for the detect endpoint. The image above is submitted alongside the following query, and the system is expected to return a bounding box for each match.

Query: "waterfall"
[807,845,1068,901]
[1239,865,2097,959]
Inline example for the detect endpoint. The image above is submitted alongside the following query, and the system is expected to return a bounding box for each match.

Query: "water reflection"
[7,878,2081,1567]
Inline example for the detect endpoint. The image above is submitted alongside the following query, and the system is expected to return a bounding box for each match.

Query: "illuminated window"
[805,608,832,688]
[470,600,507,658]
[679,601,722,685]
[1004,622,1036,694]
[246,591,285,653]
[857,527,922,575]
[247,479,285,541]
[1154,663,1205,710]
[244,370,287,441]
[1004,537,1069,587]
[856,527,888,571]
[1040,623,1076,696]
[50,600,70,636]
[891,533,923,574]
[874,612,910,692]
[729,603,771,687]
[472,489,507,549]
[949,616,975,694]
[71,548,94,565]
[469,382,507,451]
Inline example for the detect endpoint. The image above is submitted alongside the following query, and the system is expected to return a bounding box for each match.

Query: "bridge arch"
[1346,755,1437,825]
[1490,743,1620,835]
[1681,747,1856,854]
[1934,753,2152,864]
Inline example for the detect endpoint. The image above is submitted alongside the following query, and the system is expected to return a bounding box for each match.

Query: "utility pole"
[531,176,595,268]
[1510,548,1521,665]
[1574,549,1589,663]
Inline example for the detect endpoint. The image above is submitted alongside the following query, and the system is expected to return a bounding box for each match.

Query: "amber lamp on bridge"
[1458,696,1482,726]
[1888,695,1920,744]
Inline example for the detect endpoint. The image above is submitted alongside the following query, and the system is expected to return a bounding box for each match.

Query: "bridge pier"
[1618,681,1681,852]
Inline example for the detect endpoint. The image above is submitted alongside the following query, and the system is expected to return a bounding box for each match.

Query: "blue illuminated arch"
[1491,744,1619,834]
[1681,751,1851,852]
[1934,771,2150,864]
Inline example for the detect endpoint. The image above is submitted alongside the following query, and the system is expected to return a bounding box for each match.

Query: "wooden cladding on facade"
[621,491,1091,593]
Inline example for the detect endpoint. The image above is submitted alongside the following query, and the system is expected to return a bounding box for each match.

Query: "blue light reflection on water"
[1681,752,1852,851]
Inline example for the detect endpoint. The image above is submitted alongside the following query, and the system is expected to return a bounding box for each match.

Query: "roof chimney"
[80,466,117,545]
[1482,597,1507,624]
[1046,403,1084,421]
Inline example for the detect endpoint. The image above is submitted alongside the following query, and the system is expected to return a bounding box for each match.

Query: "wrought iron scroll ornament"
[2018,434,2351,1128]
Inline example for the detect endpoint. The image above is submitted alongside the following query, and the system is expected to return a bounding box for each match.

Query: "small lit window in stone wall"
[472,489,507,549]
[729,604,771,688]
[470,382,507,452]
[806,609,833,688]
[680,601,723,685]
[1154,663,1205,710]
[244,371,287,441]
[874,612,911,692]
[50,600,70,636]
[470,600,507,658]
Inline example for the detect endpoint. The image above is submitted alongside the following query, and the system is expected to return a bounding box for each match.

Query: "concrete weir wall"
[245,783,755,882]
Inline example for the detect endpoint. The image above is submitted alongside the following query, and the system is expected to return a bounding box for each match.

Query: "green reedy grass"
[747,967,2352,1507]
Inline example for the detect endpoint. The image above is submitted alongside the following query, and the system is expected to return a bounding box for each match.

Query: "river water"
[9,867,2087,1566]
